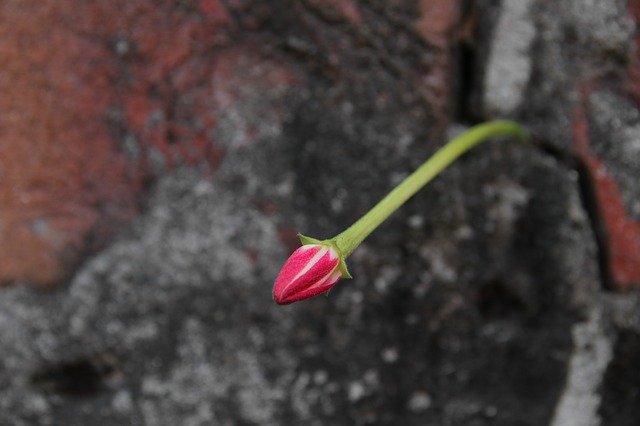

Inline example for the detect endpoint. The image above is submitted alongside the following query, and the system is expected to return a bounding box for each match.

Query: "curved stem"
[331,120,527,257]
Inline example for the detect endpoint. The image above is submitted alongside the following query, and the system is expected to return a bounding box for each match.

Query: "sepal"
[298,234,323,246]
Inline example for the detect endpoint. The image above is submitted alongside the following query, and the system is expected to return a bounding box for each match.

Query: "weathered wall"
[0,0,639,425]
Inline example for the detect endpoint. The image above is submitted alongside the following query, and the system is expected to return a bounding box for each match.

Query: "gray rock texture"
[1,1,640,425]
[0,141,601,426]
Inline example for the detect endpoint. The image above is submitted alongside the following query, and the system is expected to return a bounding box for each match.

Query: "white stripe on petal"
[282,246,328,293]
[327,246,339,261]
[308,269,341,290]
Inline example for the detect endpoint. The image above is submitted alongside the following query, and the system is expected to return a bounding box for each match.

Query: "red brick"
[0,0,234,285]
[573,98,640,290]
[415,0,460,121]
[0,0,453,287]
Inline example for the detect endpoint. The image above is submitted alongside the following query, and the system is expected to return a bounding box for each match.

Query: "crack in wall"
[453,14,612,293]
[453,4,618,422]
[522,137,614,292]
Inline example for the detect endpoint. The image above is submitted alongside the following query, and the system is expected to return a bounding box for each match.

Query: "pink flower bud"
[273,244,342,305]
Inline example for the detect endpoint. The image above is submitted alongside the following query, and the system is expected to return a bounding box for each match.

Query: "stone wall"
[0,1,638,424]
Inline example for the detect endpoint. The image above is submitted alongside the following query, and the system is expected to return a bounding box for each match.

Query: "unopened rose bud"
[273,244,343,305]
[273,121,527,305]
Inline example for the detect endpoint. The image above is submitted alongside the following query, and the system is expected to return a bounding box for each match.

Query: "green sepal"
[298,234,323,246]
[338,257,352,279]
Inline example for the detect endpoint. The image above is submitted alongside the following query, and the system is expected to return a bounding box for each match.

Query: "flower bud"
[273,244,342,305]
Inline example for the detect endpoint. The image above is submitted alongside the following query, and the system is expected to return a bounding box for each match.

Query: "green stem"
[331,120,527,257]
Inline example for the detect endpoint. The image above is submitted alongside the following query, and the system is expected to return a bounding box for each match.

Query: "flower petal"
[273,244,341,304]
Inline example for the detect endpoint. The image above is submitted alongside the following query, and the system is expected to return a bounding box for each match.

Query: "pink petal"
[273,244,341,304]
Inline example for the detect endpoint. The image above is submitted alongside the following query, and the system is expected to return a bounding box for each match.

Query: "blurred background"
[1,0,639,425]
